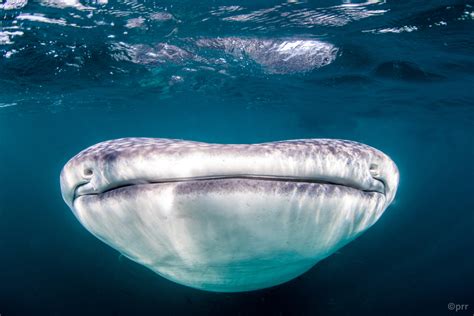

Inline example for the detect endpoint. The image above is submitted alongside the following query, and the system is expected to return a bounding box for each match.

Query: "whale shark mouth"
[74,174,386,201]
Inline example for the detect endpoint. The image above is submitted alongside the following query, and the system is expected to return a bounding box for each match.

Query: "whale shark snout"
[60,138,399,292]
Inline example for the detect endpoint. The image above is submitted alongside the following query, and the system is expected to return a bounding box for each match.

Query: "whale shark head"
[60,138,399,292]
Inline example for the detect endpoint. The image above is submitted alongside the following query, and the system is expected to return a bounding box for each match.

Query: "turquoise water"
[1,0,473,315]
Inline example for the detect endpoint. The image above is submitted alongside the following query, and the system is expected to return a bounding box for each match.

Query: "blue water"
[1,0,473,315]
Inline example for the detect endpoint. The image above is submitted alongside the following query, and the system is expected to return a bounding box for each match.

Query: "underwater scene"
[0,0,473,315]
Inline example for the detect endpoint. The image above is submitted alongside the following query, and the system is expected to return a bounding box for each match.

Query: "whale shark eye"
[369,163,380,177]
[83,168,94,178]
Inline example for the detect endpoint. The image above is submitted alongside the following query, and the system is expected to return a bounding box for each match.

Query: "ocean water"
[1,0,473,315]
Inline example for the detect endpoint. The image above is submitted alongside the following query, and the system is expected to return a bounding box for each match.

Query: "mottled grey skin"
[61,138,398,208]
[60,138,399,292]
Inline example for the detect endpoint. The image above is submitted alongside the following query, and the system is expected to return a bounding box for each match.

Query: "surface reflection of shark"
[115,37,338,75]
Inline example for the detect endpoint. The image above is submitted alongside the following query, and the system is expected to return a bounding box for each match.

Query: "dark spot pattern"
[69,137,381,165]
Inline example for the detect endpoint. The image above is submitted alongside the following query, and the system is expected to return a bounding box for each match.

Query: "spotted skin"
[72,138,375,162]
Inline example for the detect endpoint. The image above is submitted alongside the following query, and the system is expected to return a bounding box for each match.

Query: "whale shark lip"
[73,174,386,202]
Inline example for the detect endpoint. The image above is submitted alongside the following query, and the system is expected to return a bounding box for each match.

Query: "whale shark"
[60,138,399,292]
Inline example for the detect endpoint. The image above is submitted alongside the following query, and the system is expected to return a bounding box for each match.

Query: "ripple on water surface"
[0,0,473,113]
